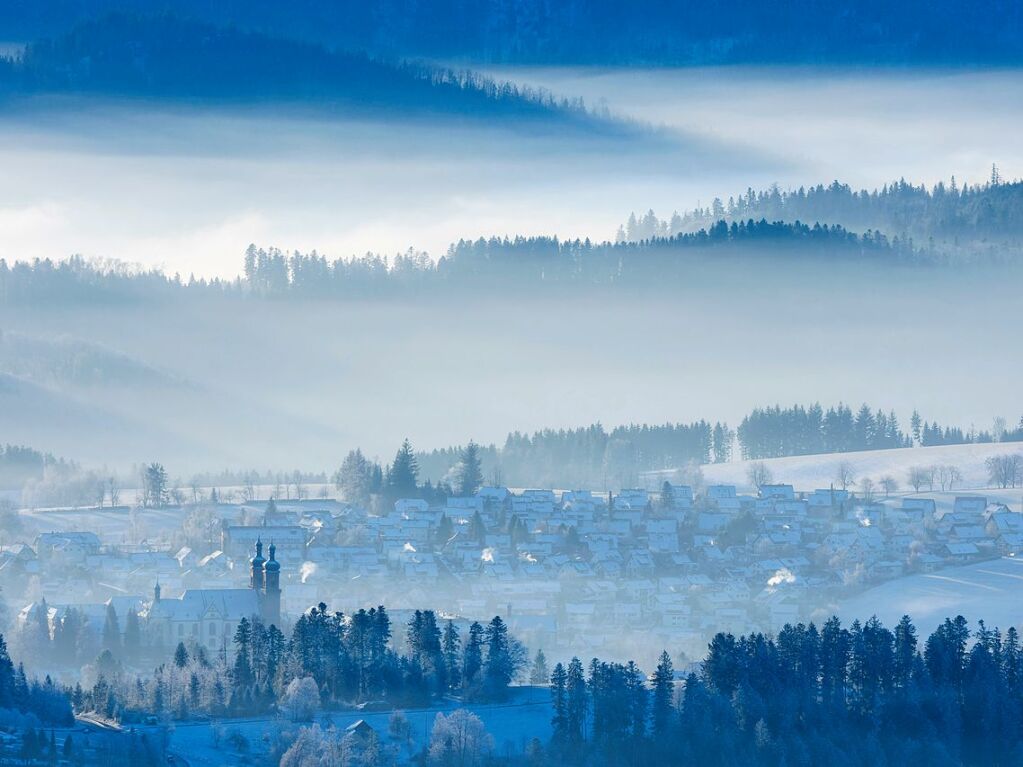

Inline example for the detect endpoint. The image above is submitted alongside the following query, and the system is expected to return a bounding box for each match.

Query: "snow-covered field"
[834,555,1023,637]
[163,687,552,766]
[695,441,1023,493]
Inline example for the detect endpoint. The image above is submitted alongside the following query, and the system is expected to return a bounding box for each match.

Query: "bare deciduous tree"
[936,464,962,491]
[835,461,856,491]
[986,454,1023,489]
[879,475,898,497]
[859,477,876,504]
[907,465,933,493]
[746,461,773,492]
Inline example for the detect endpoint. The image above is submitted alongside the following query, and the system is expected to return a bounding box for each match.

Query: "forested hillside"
[0,14,607,125]
[622,176,1023,260]
[417,422,724,489]
[411,405,1021,489]
[0,444,73,492]
[2,0,1021,66]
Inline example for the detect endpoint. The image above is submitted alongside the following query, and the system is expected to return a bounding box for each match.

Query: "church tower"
[250,538,266,591]
[262,542,282,627]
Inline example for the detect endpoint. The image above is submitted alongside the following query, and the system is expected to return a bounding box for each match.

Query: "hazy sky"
[1,68,1020,278]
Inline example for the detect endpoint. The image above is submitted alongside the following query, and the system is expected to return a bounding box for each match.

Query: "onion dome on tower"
[262,541,282,627]
[250,537,266,591]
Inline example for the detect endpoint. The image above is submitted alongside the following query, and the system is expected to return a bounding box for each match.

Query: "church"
[142,539,283,652]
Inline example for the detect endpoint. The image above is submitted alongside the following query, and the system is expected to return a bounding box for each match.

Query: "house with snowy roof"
[953,496,987,515]
[35,532,102,563]
[760,484,795,501]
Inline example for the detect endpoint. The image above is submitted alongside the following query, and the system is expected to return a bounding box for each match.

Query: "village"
[3,477,1022,671]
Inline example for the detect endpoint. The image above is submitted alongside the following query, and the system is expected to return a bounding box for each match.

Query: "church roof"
[144,589,260,622]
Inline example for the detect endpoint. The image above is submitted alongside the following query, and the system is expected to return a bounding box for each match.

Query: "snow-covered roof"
[144,588,260,622]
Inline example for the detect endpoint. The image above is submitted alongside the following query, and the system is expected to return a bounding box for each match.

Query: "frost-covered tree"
[333,449,376,506]
[428,709,493,767]
[530,650,549,686]
[282,676,320,721]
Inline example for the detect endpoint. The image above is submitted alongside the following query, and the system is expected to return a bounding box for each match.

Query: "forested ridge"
[402,403,1020,490]
[0,220,914,305]
[2,0,1021,66]
[0,13,610,126]
[416,421,727,489]
[622,176,1023,260]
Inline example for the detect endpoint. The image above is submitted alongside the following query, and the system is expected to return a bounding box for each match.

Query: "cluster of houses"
[3,483,1021,664]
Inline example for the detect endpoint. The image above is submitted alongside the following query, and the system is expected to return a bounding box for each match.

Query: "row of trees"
[81,604,525,723]
[738,403,909,459]
[549,614,1023,766]
[738,403,1018,460]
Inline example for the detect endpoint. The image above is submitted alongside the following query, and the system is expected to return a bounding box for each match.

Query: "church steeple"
[262,541,281,627]
[154,580,161,602]
[250,537,266,591]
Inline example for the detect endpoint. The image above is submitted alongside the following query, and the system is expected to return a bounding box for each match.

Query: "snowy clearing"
[695,441,1023,493]
[834,555,1023,637]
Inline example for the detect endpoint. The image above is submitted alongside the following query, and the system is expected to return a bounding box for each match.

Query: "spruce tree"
[566,657,586,744]
[483,616,513,699]
[550,662,568,742]
[442,621,461,691]
[232,617,254,691]
[173,642,190,669]
[456,441,484,497]
[463,622,484,692]
[101,604,121,656]
[651,650,674,735]
[388,439,420,498]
